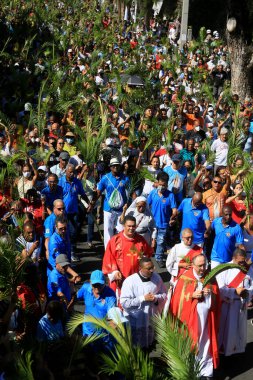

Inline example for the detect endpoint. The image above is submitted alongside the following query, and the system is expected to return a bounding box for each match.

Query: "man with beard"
[102,215,153,292]
[170,254,220,379]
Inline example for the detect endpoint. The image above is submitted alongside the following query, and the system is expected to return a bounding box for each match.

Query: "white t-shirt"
[211,138,228,166]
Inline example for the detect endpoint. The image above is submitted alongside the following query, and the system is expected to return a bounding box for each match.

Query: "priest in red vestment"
[102,215,153,291]
[170,254,220,379]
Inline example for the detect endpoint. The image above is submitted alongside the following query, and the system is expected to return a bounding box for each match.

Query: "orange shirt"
[185,113,204,131]
[202,187,227,221]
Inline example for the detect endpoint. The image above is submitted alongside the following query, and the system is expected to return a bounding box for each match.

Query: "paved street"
[74,224,253,380]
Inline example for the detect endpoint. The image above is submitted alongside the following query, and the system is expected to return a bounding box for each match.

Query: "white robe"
[120,272,167,348]
[216,265,253,356]
[193,270,213,377]
[166,242,194,279]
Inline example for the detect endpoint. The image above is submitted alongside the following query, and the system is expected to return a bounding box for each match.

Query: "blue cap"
[90,270,105,285]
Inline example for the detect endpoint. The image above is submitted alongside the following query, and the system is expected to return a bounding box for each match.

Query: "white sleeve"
[166,246,178,277]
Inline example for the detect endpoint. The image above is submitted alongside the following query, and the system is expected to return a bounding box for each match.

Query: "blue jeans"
[155,227,172,261]
[87,212,94,243]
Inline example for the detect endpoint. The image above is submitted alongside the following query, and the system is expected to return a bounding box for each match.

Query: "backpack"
[106,176,124,210]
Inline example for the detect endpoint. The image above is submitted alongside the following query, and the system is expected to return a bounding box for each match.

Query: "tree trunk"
[227,0,253,101]
[228,35,253,101]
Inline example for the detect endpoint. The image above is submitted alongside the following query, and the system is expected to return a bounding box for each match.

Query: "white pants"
[104,210,123,248]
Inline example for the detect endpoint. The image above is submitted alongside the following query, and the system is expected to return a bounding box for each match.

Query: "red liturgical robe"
[102,231,153,291]
[170,268,220,370]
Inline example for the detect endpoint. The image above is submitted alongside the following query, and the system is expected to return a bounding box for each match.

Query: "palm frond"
[15,351,34,380]
[153,314,201,380]
[67,314,157,380]
[202,263,247,287]
[243,172,253,211]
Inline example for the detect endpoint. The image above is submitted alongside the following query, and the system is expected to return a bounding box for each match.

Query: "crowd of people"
[1,0,253,379]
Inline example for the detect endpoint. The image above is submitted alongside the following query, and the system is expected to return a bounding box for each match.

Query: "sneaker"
[71,255,80,263]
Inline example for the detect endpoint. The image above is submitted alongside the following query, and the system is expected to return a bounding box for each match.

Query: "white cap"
[220,127,228,134]
[67,48,73,53]
[24,102,32,111]
[109,157,121,166]
[38,165,48,172]
[206,29,211,34]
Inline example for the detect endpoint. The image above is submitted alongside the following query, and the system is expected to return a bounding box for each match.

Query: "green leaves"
[202,263,247,287]
[153,314,201,380]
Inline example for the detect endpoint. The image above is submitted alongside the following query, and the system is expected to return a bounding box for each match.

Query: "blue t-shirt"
[147,189,177,229]
[44,213,56,238]
[178,198,210,244]
[48,231,71,272]
[97,172,130,212]
[59,176,86,214]
[36,314,64,342]
[211,217,244,263]
[41,185,63,211]
[47,268,71,303]
[77,282,116,336]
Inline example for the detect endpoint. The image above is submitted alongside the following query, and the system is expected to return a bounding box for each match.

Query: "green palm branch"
[0,241,27,300]
[153,314,201,380]
[67,313,158,380]
[243,171,253,211]
[15,351,34,380]
[202,263,247,287]
[197,140,215,165]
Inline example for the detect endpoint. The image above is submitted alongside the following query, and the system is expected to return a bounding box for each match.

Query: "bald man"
[211,205,244,268]
[166,228,203,282]
[177,192,210,246]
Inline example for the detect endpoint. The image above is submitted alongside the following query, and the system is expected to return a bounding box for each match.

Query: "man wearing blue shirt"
[178,192,211,246]
[211,205,244,268]
[47,254,73,310]
[59,164,91,261]
[147,172,177,267]
[48,216,80,282]
[44,199,66,259]
[41,173,63,213]
[77,270,116,342]
[163,154,187,205]
[94,158,130,248]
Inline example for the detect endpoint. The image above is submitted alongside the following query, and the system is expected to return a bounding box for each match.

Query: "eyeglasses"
[213,180,222,184]
[183,235,193,240]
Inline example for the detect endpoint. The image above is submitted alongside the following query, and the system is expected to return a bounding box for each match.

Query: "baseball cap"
[107,307,128,324]
[220,127,228,134]
[206,29,211,34]
[172,154,181,162]
[59,152,70,160]
[110,158,121,166]
[90,270,105,285]
[65,131,75,137]
[38,165,48,172]
[56,254,70,267]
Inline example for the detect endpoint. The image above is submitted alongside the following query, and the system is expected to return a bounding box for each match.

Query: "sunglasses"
[58,226,67,231]
[56,207,65,211]
[213,180,222,184]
